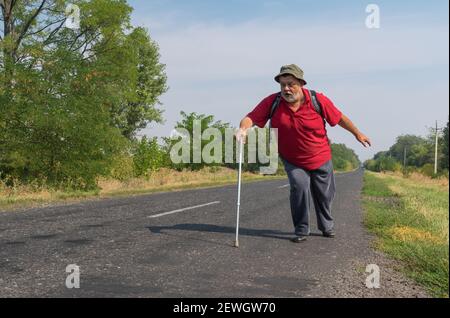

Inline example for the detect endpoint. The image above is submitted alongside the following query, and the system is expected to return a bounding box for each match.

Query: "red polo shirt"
[247,88,343,171]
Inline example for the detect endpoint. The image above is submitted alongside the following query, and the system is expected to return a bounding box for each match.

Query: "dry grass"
[0,180,99,211]
[389,226,446,245]
[378,171,449,189]
[0,179,53,204]
[0,167,284,211]
[98,167,266,194]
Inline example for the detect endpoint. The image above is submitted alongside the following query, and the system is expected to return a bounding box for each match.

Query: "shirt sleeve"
[246,94,278,128]
[316,92,343,127]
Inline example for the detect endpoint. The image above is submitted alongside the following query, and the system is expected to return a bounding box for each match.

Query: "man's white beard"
[282,92,299,104]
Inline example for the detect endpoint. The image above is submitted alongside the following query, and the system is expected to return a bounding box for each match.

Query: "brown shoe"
[323,231,336,238]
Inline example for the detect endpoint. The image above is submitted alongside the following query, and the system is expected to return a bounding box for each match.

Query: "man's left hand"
[356,133,371,147]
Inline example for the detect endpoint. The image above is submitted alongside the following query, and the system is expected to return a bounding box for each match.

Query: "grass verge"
[362,171,449,297]
[0,167,285,212]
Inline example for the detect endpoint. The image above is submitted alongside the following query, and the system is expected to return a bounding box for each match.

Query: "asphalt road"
[0,168,422,297]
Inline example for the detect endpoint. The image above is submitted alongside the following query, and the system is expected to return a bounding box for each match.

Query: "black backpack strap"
[309,89,331,145]
[268,93,281,129]
[309,90,323,117]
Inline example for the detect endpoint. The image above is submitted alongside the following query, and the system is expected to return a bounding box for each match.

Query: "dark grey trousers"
[282,159,336,236]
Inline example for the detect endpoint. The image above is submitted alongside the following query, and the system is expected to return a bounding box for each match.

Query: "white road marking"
[278,184,290,189]
[147,201,221,218]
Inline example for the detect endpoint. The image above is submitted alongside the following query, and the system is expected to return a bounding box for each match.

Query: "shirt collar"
[301,87,311,105]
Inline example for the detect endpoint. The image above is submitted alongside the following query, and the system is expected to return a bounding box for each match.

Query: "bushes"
[364,156,402,173]
[331,143,360,171]
[110,154,135,181]
[420,163,435,178]
[420,164,449,179]
[0,101,128,190]
[132,137,169,177]
[401,166,415,178]
[107,137,171,180]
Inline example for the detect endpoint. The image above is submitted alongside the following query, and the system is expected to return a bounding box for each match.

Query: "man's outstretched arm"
[338,114,372,148]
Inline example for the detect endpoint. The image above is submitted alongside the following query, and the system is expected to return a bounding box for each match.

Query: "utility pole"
[433,121,443,175]
[403,146,407,167]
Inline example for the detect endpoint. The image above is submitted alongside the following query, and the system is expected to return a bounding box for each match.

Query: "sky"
[127,0,449,162]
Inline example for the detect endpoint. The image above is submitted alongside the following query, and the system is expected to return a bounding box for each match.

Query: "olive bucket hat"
[274,64,307,85]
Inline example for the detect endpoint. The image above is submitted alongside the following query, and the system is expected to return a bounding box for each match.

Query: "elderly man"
[237,64,371,243]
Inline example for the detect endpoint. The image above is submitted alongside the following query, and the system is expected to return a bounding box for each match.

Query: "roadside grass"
[0,166,357,212]
[362,171,449,298]
[0,167,285,212]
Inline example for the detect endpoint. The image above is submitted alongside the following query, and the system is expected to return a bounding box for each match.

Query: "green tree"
[331,143,360,171]
[133,136,168,177]
[0,0,167,189]
[109,27,167,140]
[364,159,377,171]
[409,143,432,167]
[365,151,401,172]
[388,135,429,166]
[165,111,230,171]
[374,151,389,161]
[376,156,399,172]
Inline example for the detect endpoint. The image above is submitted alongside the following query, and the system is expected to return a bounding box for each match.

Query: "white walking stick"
[234,138,244,248]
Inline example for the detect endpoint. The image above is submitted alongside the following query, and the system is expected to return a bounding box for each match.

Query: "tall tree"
[166,111,230,171]
[388,135,432,166]
[110,27,167,140]
[0,0,167,188]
